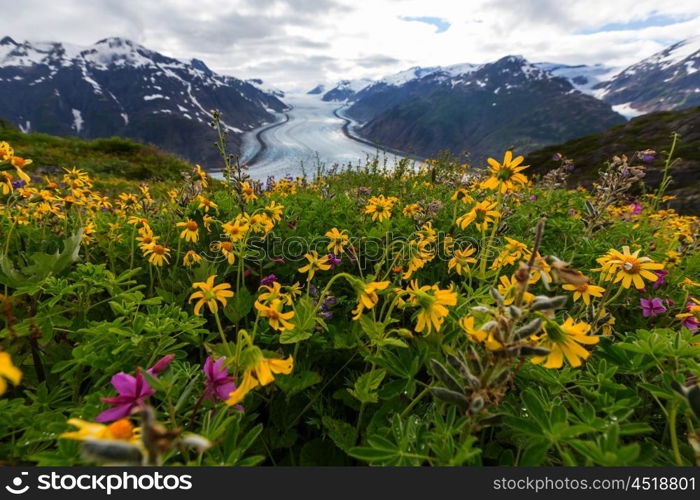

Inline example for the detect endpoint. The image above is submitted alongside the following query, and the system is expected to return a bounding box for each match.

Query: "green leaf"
[348,369,386,404]
[322,416,357,452]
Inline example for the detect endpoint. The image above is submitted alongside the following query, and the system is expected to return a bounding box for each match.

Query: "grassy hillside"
[0,118,192,183]
[526,106,700,214]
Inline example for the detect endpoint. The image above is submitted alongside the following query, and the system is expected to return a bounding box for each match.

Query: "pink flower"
[203,357,237,402]
[629,203,642,215]
[651,270,668,290]
[640,297,666,318]
[95,355,174,422]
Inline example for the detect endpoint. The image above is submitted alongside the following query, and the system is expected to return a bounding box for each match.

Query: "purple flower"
[629,203,642,215]
[11,179,26,189]
[203,357,241,406]
[528,195,538,202]
[681,316,700,331]
[640,297,667,318]
[551,153,562,161]
[261,274,277,287]
[326,253,341,269]
[272,257,285,265]
[95,355,174,422]
[651,270,669,290]
[567,208,576,216]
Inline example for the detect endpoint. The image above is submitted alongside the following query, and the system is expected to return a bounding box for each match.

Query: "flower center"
[622,258,640,273]
[186,221,198,231]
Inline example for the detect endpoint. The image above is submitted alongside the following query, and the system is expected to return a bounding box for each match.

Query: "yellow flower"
[255,299,296,331]
[599,246,664,289]
[0,352,22,396]
[459,316,502,351]
[195,164,208,187]
[497,275,534,305]
[364,195,395,222]
[456,200,501,231]
[10,156,32,183]
[136,226,157,250]
[226,355,294,406]
[562,283,605,305]
[196,195,218,213]
[61,418,136,442]
[490,237,528,269]
[402,203,421,216]
[183,250,202,267]
[681,277,700,288]
[143,243,170,266]
[241,181,258,202]
[298,250,331,281]
[448,247,477,276]
[258,281,293,306]
[404,281,457,334]
[531,318,599,369]
[264,201,284,222]
[481,151,529,193]
[212,240,236,265]
[352,281,391,320]
[451,188,474,204]
[222,219,249,242]
[325,227,349,254]
[176,219,199,243]
[189,275,234,315]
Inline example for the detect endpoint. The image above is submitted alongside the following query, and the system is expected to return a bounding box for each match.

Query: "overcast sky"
[3,0,700,91]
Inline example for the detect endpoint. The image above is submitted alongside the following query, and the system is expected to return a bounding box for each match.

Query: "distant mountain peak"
[0,35,17,46]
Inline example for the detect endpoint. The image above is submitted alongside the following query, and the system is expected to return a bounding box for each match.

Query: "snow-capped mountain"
[595,36,700,115]
[340,55,625,160]
[0,36,287,166]
[533,63,619,95]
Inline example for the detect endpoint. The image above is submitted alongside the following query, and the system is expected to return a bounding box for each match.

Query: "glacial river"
[238,93,408,180]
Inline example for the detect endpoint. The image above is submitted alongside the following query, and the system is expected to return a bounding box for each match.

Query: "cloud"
[3,0,700,91]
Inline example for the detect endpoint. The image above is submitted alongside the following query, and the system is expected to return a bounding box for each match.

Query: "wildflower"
[682,278,700,288]
[10,156,32,183]
[143,243,171,266]
[490,237,528,269]
[203,357,239,404]
[326,253,341,269]
[255,299,295,331]
[352,280,391,320]
[61,418,137,442]
[629,202,642,215]
[264,201,284,222]
[481,151,529,193]
[651,270,668,290]
[404,281,457,334]
[448,247,477,276]
[677,298,700,331]
[196,195,218,213]
[640,297,667,317]
[226,354,294,406]
[183,250,202,267]
[195,164,208,187]
[598,246,664,289]
[222,219,249,242]
[562,283,605,305]
[451,188,474,204]
[189,275,234,315]
[0,352,21,396]
[531,318,599,369]
[364,195,395,222]
[497,275,534,305]
[258,281,293,306]
[212,240,235,265]
[325,227,349,254]
[298,250,331,281]
[403,203,421,216]
[456,200,501,231]
[176,219,199,243]
[241,181,257,202]
[260,274,277,287]
[459,316,503,351]
[135,226,157,251]
[96,355,173,422]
